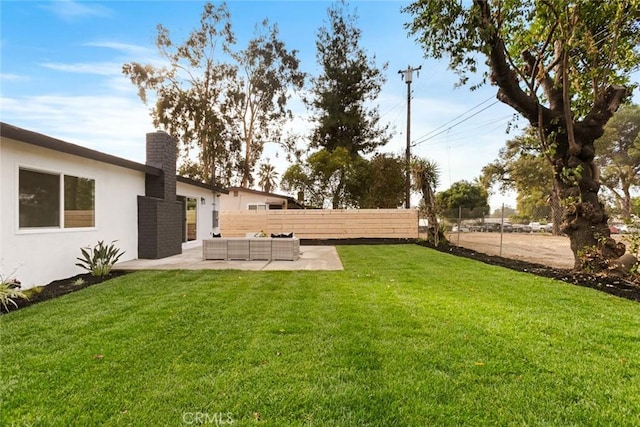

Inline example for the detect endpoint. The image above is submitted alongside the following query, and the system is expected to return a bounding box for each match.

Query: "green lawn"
[1,245,639,426]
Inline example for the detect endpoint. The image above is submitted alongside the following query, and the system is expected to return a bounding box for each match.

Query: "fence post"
[499,203,504,257]
[457,206,461,245]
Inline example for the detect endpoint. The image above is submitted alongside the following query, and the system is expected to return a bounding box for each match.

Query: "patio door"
[178,196,198,243]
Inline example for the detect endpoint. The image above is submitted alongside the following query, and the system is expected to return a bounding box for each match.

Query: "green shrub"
[75,240,125,277]
[0,275,27,311]
[22,286,43,299]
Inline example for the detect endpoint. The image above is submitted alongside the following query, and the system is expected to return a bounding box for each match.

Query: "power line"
[410,95,496,145]
[411,100,500,147]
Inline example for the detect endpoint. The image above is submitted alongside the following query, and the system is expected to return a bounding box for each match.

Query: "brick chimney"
[137,131,182,259]
[145,131,177,201]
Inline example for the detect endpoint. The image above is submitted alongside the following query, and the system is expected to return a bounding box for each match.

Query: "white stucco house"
[0,122,226,289]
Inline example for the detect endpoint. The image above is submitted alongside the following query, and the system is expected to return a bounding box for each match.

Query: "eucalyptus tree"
[123,3,236,186]
[123,3,304,187]
[229,20,305,188]
[405,0,639,269]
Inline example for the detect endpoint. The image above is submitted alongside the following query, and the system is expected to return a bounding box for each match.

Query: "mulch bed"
[1,271,129,314]
[417,240,640,303]
[2,240,638,315]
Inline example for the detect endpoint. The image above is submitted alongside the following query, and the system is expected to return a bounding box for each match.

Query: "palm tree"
[411,157,441,245]
[258,162,278,193]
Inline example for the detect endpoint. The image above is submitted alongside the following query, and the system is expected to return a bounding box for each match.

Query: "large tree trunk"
[551,132,625,269]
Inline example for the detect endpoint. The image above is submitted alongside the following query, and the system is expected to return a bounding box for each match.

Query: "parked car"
[529,222,542,232]
[543,223,553,232]
[512,224,531,233]
[451,225,470,233]
[482,223,501,232]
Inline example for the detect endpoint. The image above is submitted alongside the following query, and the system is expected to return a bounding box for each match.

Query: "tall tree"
[229,20,305,188]
[347,153,406,208]
[123,3,236,186]
[411,157,441,245]
[437,180,490,219]
[282,151,405,209]
[281,148,353,208]
[308,0,391,156]
[123,3,303,187]
[482,127,560,228]
[594,104,640,220]
[257,162,278,193]
[405,0,639,270]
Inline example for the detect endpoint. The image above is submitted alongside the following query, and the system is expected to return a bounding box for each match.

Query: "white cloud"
[0,73,29,82]
[42,0,112,21]
[40,61,123,76]
[1,94,154,163]
[84,41,155,58]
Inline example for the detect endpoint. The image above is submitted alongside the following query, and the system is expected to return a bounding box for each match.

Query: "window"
[64,176,95,228]
[19,169,60,228]
[19,168,95,229]
[186,197,197,241]
[248,204,267,211]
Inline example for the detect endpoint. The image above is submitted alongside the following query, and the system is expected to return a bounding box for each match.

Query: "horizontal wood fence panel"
[220,209,418,239]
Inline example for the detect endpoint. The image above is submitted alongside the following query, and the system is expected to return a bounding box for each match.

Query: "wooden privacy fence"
[220,209,418,239]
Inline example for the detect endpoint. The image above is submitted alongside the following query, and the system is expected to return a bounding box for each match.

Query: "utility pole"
[399,65,421,209]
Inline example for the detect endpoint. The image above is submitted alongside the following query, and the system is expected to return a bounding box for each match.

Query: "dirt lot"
[444,232,622,269]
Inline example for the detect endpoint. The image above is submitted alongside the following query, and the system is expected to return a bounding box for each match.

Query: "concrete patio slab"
[114,245,343,271]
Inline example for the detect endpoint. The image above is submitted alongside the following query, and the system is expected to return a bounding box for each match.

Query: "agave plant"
[76,240,125,277]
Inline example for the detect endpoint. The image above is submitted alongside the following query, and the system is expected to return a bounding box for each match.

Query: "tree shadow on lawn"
[2,241,638,315]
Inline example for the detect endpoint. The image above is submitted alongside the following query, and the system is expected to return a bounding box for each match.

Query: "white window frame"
[16,165,97,234]
[247,203,268,211]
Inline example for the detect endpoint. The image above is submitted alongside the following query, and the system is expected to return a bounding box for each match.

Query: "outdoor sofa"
[203,234,299,261]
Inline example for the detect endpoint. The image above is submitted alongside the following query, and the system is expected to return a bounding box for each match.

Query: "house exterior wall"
[0,137,144,288]
[176,181,221,247]
[219,189,288,211]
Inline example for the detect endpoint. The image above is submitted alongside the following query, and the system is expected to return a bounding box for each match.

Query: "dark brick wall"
[138,196,182,259]
[138,131,182,259]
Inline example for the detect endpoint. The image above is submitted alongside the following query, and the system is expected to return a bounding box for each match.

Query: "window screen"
[19,169,60,228]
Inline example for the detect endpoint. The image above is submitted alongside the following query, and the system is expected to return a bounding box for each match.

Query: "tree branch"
[522,50,563,110]
[474,1,542,124]
[580,85,629,137]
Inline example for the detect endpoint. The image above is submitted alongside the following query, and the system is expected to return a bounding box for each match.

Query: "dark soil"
[2,240,638,315]
[1,271,129,314]
[418,240,640,303]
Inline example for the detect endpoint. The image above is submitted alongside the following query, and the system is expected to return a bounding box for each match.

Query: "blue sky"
[3,1,636,210]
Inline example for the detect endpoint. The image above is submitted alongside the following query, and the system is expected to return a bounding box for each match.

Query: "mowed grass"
[1,245,639,426]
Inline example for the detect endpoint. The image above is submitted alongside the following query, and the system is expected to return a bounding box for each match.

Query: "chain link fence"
[419,206,639,270]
